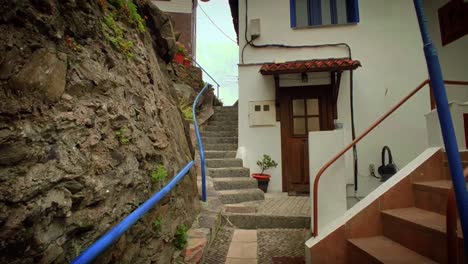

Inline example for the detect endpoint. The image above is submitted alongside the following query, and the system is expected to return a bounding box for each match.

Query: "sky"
[196,0,239,106]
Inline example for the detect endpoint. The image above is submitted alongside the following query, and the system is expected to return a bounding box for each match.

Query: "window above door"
[290,0,360,28]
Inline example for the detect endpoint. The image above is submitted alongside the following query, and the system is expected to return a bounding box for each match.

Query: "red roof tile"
[259,58,361,75]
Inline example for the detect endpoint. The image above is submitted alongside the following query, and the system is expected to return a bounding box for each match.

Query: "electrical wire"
[198,4,238,45]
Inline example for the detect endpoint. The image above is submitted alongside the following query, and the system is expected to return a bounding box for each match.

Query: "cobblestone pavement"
[239,193,311,217]
[257,229,308,264]
[203,226,234,264]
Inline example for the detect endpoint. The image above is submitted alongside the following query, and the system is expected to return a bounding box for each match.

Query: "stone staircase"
[201,106,264,204]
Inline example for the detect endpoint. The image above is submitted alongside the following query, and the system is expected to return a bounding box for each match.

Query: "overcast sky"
[196,1,239,106]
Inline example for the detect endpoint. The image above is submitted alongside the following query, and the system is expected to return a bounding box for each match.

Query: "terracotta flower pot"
[252,173,270,193]
[173,53,184,64]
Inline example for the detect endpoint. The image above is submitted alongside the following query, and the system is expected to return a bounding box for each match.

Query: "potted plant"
[252,154,278,193]
[183,56,192,67]
[173,42,186,64]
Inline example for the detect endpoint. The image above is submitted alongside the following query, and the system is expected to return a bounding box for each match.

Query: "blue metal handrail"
[71,161,194,263]
[193,83,212,202]
[414,0,468,255]
[190,59,221,98]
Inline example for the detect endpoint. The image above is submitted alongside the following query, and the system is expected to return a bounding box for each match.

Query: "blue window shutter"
[330,0,338,24]
[290,0,297,27]
[309,0,322,25]
[346,0,360,23]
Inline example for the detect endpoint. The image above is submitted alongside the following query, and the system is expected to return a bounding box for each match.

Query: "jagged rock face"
[0,0,200,263]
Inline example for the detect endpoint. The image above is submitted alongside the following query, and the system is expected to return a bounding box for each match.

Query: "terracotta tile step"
[413,180,468,215]
[348,236,437,263]
[382,207,463,239]
[381,207,463,263]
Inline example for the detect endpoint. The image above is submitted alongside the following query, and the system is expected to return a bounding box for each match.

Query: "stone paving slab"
[226,229,258,263]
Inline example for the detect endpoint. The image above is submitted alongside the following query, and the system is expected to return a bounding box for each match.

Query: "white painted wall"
[426,102,468,150]
[238,67,283,192]
[309,130,347,233]
[423,0,468,103]
[238,0,432,194]
[152,0,193,14]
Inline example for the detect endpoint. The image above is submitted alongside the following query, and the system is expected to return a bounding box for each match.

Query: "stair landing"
[223,193,311,229]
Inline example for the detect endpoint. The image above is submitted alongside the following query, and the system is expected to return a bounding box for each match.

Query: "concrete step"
[223,213,310,229]
[218,189,264,204]
[206,158,243,168]
[202,137,238,144]
[201,130,238,137]
[204,143,237,151]
[208,120,238,126]
[210,114,238,121]
[214,106,238,113]
[203,125,238,132]
[204,151,237,159]
[208,167,250,178]
[212,177,257,190]
[348,236,436,263]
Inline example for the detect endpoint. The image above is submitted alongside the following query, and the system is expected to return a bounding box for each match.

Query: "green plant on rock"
[102,13,134,58]
[256,154,278,175]
[109,0,146,32]
[151,164,167,183]
[153,216,162,235]
[173,224,188,250]
[181,105,193,121]
[115,127,130,145]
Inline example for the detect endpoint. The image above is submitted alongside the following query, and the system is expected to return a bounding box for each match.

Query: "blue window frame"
[290,0,359,28]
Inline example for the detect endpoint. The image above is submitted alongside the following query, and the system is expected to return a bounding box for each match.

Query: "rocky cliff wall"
[0,0,200,263]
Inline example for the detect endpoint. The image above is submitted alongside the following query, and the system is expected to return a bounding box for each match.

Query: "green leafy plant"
[153,216,162,235]
[176,42,187,55]
[151,164,167,183]
[115,127,130,145]
[181,105,193,121]
[256,154,278,175]
[102,13,134,58]
[109,0,146,32]
[173,224,188,250]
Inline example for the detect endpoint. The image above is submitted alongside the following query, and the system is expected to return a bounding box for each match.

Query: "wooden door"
[280,86,334,195]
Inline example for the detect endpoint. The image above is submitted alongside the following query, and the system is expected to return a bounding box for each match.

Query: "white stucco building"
[228,0,468,196]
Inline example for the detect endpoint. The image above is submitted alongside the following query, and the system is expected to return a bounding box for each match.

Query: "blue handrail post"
[193,83,212,202]
[413,0,468,255]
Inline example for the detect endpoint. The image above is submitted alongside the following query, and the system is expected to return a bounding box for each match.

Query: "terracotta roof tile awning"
[259,58,361,75]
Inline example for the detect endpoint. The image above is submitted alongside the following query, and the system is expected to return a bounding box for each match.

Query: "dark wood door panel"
[280,85,334,195]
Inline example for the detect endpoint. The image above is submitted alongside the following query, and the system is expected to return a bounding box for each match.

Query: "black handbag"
[378,146,397,182]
